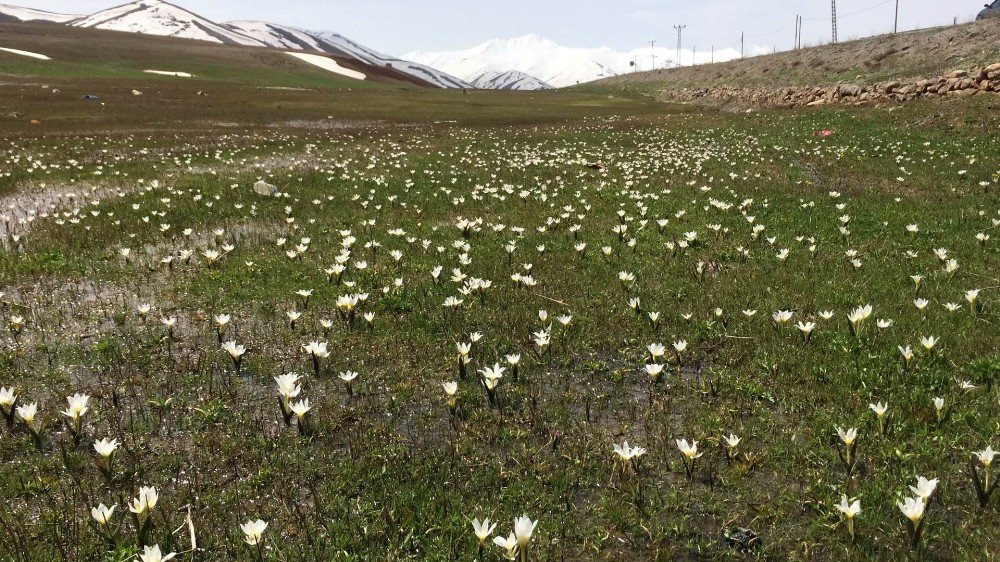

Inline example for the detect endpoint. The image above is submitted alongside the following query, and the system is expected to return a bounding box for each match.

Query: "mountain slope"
[225,21,471,89]
[470,70,551,90]
[0,3,79,23]
[405,35,743,88]
[70,0,264,46]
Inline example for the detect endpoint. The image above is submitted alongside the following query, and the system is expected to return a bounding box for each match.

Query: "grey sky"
[34,0,988,56]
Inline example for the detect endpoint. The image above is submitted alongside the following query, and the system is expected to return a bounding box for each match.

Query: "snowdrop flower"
[932,397,945,421]
[965,289,980,311]
[647,343,665,362]
[290,398,312,420]
[836,495,861,540]
[974,446,996,469]
[241,519,268,546]
[837,427,857,447]
[472,517,497,548]
[772,310,793,324]
[339,371,359,396]
[909,476,939,502]
[676,438,702,478]
[899,345,914,370]
[129,486,158,516]
[222,340,247,374]
[16,402,38,429]
[138,545,176,562]
[876,319,893,329]
[796,321,816,342]
[493,533,518,560]
[836,427,858,470]
[894,495,920,524]
[613,441,647,463]
[303,341,330,375]
[91,503,115,526]
[722,433,741,461]
[644,363,665,383]
[819,310,834,320]
[94,437,119,458]
[513,516,537,555]
[869,402,888,434]
[61,393,90,431]
[920,335,938,352]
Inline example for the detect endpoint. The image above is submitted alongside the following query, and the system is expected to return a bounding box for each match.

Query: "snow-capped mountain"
[70,0,265,46]
[49,0,469,89]
[470,70,551,91]
[0,3,79,23]
[224,22,471,89]
[405,35,744,88]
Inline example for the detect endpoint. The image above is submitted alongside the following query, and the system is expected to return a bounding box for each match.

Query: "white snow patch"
[285,52,366,81]
[0,4,79,23]
[143,69,193,77]
[0,47,51,60]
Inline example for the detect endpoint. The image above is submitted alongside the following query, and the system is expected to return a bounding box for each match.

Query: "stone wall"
[661,62,1000,109]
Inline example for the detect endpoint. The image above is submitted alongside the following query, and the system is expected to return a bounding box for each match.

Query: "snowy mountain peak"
[70,0,265,46]
[470,70,552,91]
[405,36,744,88]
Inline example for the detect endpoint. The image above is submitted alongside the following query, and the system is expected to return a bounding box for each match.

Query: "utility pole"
[740,32,744,58]
[650,40,656,70]
[831,0,838,44]
[711,45,715,64]
[894,0,900,33]
[674,25,686,68]
[795,15,800,49]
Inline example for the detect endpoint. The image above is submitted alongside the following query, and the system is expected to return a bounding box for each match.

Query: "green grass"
[0,95,998,561]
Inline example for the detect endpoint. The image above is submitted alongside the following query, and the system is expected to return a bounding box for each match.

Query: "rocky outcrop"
[661,62,1000,109]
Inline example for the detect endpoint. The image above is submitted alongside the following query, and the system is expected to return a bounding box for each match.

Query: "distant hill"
[0,0,470,89]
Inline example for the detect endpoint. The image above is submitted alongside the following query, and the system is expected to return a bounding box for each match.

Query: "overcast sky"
[35,0,988,55]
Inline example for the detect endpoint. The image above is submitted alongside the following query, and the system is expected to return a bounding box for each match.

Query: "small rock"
[132,89,143,96]
[253,180,278,196]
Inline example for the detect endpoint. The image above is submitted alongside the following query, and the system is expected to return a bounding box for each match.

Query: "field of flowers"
[1,98,998,560]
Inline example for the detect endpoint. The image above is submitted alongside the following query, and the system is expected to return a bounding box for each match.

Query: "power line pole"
[740,32,744,58]
[650,40,656,70]
[832,0,838,44]
[711,45,715,64]
[894,0,900,33]
[795,15,800,49]
[674,25,686,67]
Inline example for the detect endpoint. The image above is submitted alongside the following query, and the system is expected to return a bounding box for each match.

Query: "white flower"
[61,393,90,420]
[241,519,268,546]
[869,402,888,418]
[129,486,158,515]
[222,340,246,359]
[94,438,119,458]
[836,495,861,519]
[138,545,176,562]
[898,497,925,524]
[974,446,996,467]
[836,427,857,446]
[91,503,115,525]
[909,476,939,500]
[513,515,537,548]
[676,439,702,459]
[472,517,497,545]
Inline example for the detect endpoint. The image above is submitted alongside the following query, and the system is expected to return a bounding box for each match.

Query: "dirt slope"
[592,18,1000,96]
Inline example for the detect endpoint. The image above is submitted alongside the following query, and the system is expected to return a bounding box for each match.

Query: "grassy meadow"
[0,88,998,562]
